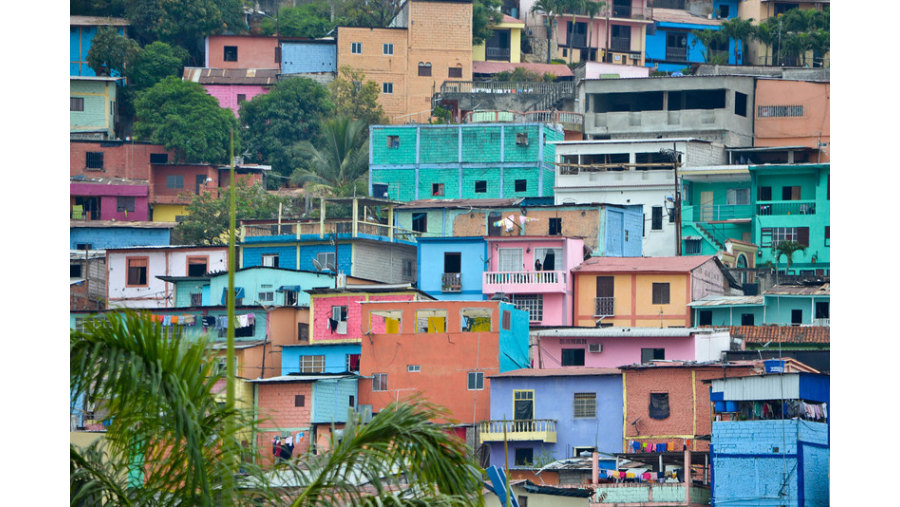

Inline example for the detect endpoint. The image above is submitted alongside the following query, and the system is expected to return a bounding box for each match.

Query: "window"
[274,46,281,63]
[641,348,665,363]
[295,395,305,407]
[782,186,802,201]
[126,257,148,286]
[514,448,533,466]
[166,175,184,189]
[652,283,670,304]
[76,243,93,250]
[407,364,421,373]
[698,310,712,326]
[734,92,748,117]
[382,82,393,94]
[300,355,325,373]
[383,43,394,55]
[467,371,484,390]
[573,393,596,418]
[86,152,104,170]
[351,42,362,54]
[534,247,562,271]
[70,263,83,278]
[510,294,543,322]
[758,186,772,201]
[116,196,135,213]
[418,62,432,76]
[332,306,348,322]
[298,322,309,342]
[500,247,522,272]
[665,32,688,61]
[514,179,527,192]
[449,66,462,78]
[474,180,487,193]
[651,206,663,230]
[684,238,701,255]
[149,153,168,164]
[649,393,670,419]
[285,290,299,306]
[187,256,208,276]
[561,348,585,366]
[373,373,388,391]
[223,46,238,62]
[741,313,755,325]
[416,309,447,333]
[815,302,829,319]
[258,291,274,303]
[237,94,247,104]
[760,227,809,247]
[718,4,730,18]
[549,218,562,236]
[349,396,355,407]
[727,188,750,205]
[461,307,492,332]
[502,310,511,330]
[411,212,427,233]
[791,309,803,325]
[387,135,400,148]
[517,496,528,507]
[316,252,335,269]
[347,354,360,372]
[191,293,202,306]
[71,97,85,111]
[515,132,529,146]
[403,259,414,277]
[262,254,279,267]
[432,183,444,196]
[825,226,830,247]
[758,105,804,118]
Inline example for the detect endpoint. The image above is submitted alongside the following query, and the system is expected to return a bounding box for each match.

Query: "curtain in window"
[649,394,670,419]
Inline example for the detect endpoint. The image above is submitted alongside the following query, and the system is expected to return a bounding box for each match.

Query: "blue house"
[645,8,742,73]
[416,236,487,301]
[70,221,174,249]
[71,16,129,76]
[710,370,829,507]
[480,367,623,469]
[691,282,830,327]
[280,40,337,75]
[281,342,361,376]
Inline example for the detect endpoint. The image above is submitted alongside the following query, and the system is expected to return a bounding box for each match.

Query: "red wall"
[70,141,176,180]
[150,164,219,204]
[207,35,280,69]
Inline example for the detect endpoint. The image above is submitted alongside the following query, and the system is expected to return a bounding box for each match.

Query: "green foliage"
[492,67,557,82]
[86,25,141,77]
[178,179,295,245]
[239,78,334,179]
[690,28,725,64]
[719,16,754,65]
[431,105,452,124]
[473,0,503,46]
[328,66,389,127]
[289,116,370,198]
[128,41,189,90]
[134,76,239,164]
[70,0,126,16]
[773,240,808,274]
[755,7,830,66]
[261,2,335,37]
[340,0,403,28]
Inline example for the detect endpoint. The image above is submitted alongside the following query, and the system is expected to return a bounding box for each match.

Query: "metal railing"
[439,80,575,96]
[242,221,421,242]
[682,204,754,222]
[486,46,511,60]
[441,272,462,292]
[461,110,584,130]
[610,37,632,52]
[479,419,557,435]
[484,270,562,285]
[594,297,615,316]
[757,201,817,216]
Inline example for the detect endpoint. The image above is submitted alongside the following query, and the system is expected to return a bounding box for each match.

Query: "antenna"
[312,259,323,271]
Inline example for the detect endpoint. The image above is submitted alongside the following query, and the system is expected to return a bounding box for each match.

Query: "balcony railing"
[667,46,687,62]
[610,37,631,52]
[483,270,567,294]
[442,272,462,292]
[682,204,754,223]
[241,220,421,243]
[594,297,615,317]
[439,80,575,96]
[486,46,511,60]
[479,419,557,443]
[461,109,584,132]
[757,201,817,216]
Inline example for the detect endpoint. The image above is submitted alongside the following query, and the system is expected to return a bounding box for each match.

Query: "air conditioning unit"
[589,343,603,353]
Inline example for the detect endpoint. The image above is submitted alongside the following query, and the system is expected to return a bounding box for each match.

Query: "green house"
[70,76,120,139]
[368,123,563,202]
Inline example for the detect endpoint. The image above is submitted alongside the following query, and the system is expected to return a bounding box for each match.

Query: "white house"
[552,138,726,257]
[106,245,229,309]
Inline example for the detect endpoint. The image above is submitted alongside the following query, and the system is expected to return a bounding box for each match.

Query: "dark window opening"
[549,217,562,236]
[698,310,712,326]
[126,258,147,286]
[668,89,727,111]
[70,264,83,278]
[791,309,803,325]
[187,259,208,276]
[237,93,247,104]
[652,283,670,304]
[514,448,534,466]
[815,302,829,319]
[635,152,674,168]
[149,153,168,164]
[825,226,830,246]
[295,395,305,407]
[758,186,772,201]
[223,46,238,62]
[735,92,748,117]
[782,186,801,200]
[71,97,85,111]
[592,91,664,113]
[488,212,503,236]
[191,293,202,306]
[514,179,527,192]
[561,348,585,366]
[418,62,432,76]
[641,348,665,363]
[387,135,400,148]
[651,206,663,230]
[432,183,444,196]
[274,46,281,63]
[411,212,427,233]
[610,24,631,51]
[474,180,487,193]
[741,313,755,326]
[665,32,688,61]
[298,323,309,342]
[444,252,461,273]
[449,66,462,78]
[649,393,670,419]
[116,196,135,213]
[86,152,104,169]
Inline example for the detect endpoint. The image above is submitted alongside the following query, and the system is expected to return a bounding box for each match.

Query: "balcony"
[442,272,462,293]
[757,201,817,216]
[594,297,615,317]
[242,220,421,243]
[479,419,557,444]
[483,270,567,294]
[485,46,511,61]
[462,109,584,133]
[682,204,754,223]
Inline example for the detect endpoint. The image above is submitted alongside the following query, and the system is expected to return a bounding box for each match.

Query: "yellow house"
[572,256,731,328]
[473,14,525,63]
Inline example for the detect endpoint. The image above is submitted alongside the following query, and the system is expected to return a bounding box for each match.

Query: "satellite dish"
[312,259,323,271]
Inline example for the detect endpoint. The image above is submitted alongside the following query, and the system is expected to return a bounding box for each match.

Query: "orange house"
[205,35,280,69]
[336,0,473,124]
[754,79,830,162]
[572,256,734,328]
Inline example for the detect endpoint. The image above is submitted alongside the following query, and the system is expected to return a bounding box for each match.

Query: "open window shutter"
[797,227,809,247]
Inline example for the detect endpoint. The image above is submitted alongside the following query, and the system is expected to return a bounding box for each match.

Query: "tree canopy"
[290,116,370,198]
[177,179,295,245]
[128,41,189,90]
[239,78,334,179]
[260,2,336,38]
[340,0,403,28]
[328,66,389,127]
[473,0,503,46]
[134,76,239,164]
[85,25,141,77]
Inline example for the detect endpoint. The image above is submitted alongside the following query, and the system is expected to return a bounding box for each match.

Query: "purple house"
[483,236,586,327]
[182,67,277,116]
[479,367,623,469]
[71,178,150,221]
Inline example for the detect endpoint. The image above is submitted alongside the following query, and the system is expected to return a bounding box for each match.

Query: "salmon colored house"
[357,300,530,426]
[754,79,830,162]
[572,256,735,328]
[205,35,280,70]
[620,359,818,453]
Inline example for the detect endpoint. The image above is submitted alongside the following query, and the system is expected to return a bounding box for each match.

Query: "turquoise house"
[369,123,564,202]
[690,282,829,327]
[71,76,121,139]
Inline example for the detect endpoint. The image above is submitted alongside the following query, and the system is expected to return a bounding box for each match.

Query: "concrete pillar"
[592,452,599,485]
[319,198,326,238]
[684,448,692,505]
[352,197,359,237]
[388,206,394,241]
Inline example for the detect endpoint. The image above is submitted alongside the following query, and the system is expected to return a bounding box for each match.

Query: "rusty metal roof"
[688,295,764,307]
[70,15,130,26]
[765,283,830,296]
[722,325,830,345]
[490,367,621,378]
[182,67,279,85]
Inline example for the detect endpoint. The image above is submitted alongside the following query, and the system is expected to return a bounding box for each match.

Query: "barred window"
[510,294,543,322]
[300,355,325,373]
[573,392,596,418]
[373,373,388,391]
[758,105,804,118]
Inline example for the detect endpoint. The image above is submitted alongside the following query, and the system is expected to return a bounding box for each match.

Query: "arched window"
[736,254,748,284]
[418,62,432,77]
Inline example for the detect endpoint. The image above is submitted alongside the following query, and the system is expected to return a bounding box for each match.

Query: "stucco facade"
[70,77,120,139]
[71,181,150,221]
[754,80,830,162]
[205,35,280,69]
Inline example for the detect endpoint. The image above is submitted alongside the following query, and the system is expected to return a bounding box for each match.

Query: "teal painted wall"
[497,303,530,372]
[695,295,829,326]
[174,280,208,308]
[70,79,116,137]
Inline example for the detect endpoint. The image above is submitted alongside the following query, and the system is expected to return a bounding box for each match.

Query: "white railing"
[484,270,562,285]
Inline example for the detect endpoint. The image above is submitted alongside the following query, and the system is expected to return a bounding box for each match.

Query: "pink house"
[70,178,150,221]
[531,327,736,369]
[183,67,277,116]
[482,236,586,327]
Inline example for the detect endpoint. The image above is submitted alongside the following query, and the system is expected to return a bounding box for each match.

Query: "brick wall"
[71,141,175,180]
[255,381,314,466]
[451,208,603,251]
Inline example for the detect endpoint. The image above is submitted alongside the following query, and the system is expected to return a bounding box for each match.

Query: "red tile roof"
[573,255,716,273]
[720,325,830,344]
[501,14,526,25]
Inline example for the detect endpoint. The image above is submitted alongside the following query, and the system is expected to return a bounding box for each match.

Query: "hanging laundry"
[328,318,338,333]
[295,432,304,445]
[247,313,255,326]
[272,436,280,457]
[237,314,249,328]
[171,315,179,325]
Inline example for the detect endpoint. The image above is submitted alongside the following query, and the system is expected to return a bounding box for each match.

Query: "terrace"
[479,419,557,444]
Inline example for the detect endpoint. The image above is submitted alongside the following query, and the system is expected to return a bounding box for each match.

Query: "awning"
[221,287,245,305]
[277,285,302,292]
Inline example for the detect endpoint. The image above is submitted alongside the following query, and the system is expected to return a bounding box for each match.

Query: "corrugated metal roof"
[765,283,830,296]
[490,367,621,378]
[182,67,279,85]
[688,295,764,307]
[70,15,130,26]
[247,373,358,383]
[70,220,176,229]
[572,255,716,273]
[70,249,106,260]
[530,327,715,338]
[710,374,801,401]
[652,8,723,26]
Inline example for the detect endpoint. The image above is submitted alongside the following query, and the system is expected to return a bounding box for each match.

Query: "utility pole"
[674,143,682,256]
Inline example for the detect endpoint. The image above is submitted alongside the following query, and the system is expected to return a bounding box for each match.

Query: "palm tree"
[773,240,807,276]
[690,28,724,63]
[583,1,605,63]
[719,17,754,65]
[752,21,777,65]
[290,116,370,198]
[531,0,564,64]
[562,0,584,66]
